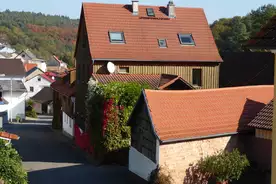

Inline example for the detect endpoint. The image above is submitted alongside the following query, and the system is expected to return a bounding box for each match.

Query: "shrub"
[198,149,250,182]
[86,80,150,157]
[0,140,28,184]
[26,99,34,107]
[26,109,37,118]
[148,166,173,184]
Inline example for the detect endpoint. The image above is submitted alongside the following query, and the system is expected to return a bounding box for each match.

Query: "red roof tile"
[248,100,273,130]
[82,3,222,62]
[143,85,274,142]
[40,74,55,83]
[91,73,194,89]
[24,63,37,72]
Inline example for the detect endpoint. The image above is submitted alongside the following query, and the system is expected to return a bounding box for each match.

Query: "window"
[119,67,129,74]
[22,54,25,58]
[158,39,167,48]
[192,69,202,86]
[30,87,34,92]
[38,77,41,81]
[109,32,125,43]
[178,34,195,45]
[146,8,155,17]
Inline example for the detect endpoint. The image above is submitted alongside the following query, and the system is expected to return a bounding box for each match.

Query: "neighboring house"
[24,63,37,72]
[75,1,222,130]
[0,44,15,54]
[15,49,37,63]
[25,67,44,81]
[24,74,55,98]
[0,59,27,121]
[248,100,273,171]
[91,74,195,90]
[220,52,274,87]
[51,69,76,138]
[46,55,68,73]
[128,86,273,183]
[246,15,276,183]
[31,87,53,114]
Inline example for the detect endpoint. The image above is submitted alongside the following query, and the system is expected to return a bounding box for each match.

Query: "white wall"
[129,146,157,181]
[24,75,51,98]
[62,112,74,138]
[2,91,26,119]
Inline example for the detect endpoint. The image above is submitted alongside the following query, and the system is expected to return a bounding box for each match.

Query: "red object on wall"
[74,123,93,153]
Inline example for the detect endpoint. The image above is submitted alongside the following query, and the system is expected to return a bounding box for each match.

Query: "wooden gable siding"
[26,69,43,81]
[75,10,92,130]
[93,62,219,89]
[131,101,157,163]
[256,129,272,140]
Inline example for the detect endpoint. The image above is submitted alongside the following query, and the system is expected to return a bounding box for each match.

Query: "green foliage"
[149,166,173,184]
[198,149,250,182]
[0,10,78,64]
[211,4,276,52]
[86,79,150,156]
[0,140,28,184]
[26,100,37,118]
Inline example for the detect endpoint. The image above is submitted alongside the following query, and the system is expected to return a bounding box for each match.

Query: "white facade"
[129,146,157,181]
[62,112,74,138]
[24,75,52,98]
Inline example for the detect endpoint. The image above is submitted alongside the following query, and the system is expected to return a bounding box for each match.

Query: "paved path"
[4,117,146,184]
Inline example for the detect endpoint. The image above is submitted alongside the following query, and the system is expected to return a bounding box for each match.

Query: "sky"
[0,0,275,23]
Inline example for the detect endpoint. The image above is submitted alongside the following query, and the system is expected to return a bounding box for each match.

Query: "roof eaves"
[94,58,223,63]
[161,132,239,145]
[143,89,161,142]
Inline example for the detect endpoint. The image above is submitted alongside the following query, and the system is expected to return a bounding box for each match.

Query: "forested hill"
[211,4,276,52]
[0,10,79,66]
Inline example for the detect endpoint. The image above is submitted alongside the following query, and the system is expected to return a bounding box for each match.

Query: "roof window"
[146,8,155,17]
[158,39,168,48]
[109,32,125,43]
[178,34,195,45]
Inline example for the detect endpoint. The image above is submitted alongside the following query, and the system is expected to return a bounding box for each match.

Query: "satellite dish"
[107,62,116,74]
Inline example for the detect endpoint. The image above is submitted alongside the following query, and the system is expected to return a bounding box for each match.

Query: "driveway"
[4,116,146,184]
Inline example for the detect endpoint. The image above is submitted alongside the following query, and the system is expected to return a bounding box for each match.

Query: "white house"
[0,44,16,54]
[24,74,55,98]
[0,59,27,121]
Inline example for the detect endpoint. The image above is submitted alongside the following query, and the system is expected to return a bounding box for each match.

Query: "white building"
[24,74,55,99]
[0,59,27,121]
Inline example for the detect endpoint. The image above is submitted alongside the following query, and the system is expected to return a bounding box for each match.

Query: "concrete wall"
[129,146,157,181]
[62,111,74,138]
[159,136,238,184]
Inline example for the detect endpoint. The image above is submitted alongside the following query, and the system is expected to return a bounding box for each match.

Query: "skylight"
[178,34,195,45]
[109,32,125,43]
[146,8,155,17]
[158,39,168,48]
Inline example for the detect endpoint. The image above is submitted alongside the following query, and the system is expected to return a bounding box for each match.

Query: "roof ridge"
[145,85,274,93]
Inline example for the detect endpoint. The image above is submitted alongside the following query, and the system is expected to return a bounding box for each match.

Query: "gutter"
[161,132,239,145]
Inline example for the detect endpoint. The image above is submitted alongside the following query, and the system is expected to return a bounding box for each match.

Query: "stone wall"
[159,136,239,184]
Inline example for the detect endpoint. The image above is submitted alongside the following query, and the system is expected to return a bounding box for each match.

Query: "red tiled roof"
[24,63,37,72]
[0,132,20,140]
[143,85,274,142]
[248,100,273,130]
[40,74,55,83]
[51,80,76,97]
[91,73,194,89]
[82,3,222,62]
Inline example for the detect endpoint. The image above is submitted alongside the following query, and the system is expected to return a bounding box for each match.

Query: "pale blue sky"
[0,0,275,23]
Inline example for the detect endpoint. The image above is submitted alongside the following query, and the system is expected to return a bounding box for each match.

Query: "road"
[4,116,146,184]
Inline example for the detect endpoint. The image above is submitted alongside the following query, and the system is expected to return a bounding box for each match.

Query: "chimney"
[167,1,176,18]
[132,0,139,15]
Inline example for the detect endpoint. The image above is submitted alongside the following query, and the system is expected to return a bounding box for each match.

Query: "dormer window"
[158,39,167,48]
[178,34,195,45]
[109,32,125,43]
[146,8,155,17]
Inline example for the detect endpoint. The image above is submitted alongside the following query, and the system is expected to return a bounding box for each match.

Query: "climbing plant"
[85,79,150,157]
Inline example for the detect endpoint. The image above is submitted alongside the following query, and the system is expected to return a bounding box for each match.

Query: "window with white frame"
[109,32,125,43]
[178,34,195,45]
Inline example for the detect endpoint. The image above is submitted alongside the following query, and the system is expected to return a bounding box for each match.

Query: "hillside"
[211,4,276,52]
[0,10,79,66]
